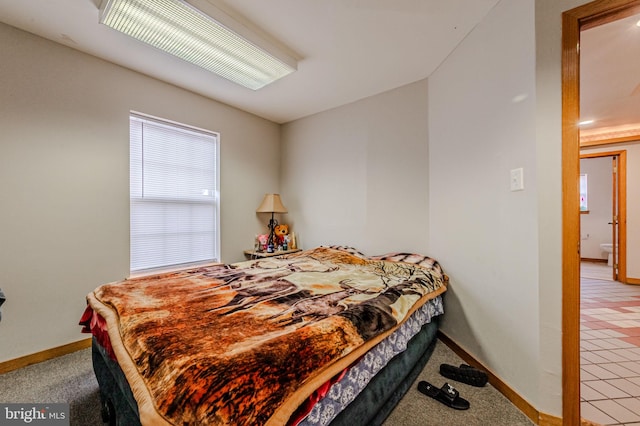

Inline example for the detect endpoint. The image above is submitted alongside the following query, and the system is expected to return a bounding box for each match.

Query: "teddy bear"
[274,224,289,248]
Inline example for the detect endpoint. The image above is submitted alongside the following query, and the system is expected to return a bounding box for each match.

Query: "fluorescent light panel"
[99,0,296,89]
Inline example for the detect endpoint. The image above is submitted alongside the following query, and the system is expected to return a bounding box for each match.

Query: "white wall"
[580,156,613,260]
[581,142,640,278]
[282,0,596,416]
[428,0,540,409]
[281,80,429,256]
[0,23,280,362]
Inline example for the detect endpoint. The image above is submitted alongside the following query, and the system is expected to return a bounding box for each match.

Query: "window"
[130,113,219,273]
[580,173,588,212]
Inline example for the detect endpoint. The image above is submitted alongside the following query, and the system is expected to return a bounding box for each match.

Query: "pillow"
[371,252,443,274]
[322,245,368,259]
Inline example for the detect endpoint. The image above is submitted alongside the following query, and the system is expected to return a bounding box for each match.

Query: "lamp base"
[267,214,278,251]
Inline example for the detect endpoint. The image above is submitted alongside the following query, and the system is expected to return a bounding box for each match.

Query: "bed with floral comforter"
[81,246,447,425]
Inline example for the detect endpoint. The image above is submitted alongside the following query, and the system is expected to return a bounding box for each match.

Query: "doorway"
[562,1,640,425]
[580,151,627,283]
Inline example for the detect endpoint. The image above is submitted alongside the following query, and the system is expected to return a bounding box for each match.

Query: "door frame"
[579,150,627,283]
[562,1,640,424]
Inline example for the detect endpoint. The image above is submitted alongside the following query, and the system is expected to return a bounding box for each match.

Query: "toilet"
[599,243,617,266]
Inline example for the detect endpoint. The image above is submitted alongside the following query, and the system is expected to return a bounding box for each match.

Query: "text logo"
[0,404,69,425]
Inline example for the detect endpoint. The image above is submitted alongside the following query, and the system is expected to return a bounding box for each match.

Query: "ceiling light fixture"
[99,0,297,90]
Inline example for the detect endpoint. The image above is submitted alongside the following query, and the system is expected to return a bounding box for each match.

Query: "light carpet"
[0,339,533,425]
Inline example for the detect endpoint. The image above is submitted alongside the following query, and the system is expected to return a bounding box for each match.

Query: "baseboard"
[437,331,562,425]
[539,412,562,425]
[0,338,92,374]
[627,277,640,285]
[542,413,597,426]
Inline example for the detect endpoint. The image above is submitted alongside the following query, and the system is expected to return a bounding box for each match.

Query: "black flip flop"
[417,381,470,410]
[439,363,488,387]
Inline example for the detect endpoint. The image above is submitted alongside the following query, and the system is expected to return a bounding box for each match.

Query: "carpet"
[383,340,534,426]
[0,339,534,426]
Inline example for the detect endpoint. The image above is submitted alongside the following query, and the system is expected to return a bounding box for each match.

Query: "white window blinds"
[130,113,219,273]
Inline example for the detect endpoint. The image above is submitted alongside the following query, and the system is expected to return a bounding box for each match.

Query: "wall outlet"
[510,168,524,191]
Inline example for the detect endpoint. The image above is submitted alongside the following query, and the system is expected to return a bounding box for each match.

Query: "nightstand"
[244,248,301,260]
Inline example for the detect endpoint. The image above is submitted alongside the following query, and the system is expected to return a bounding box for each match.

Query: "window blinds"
[130,113,219,272]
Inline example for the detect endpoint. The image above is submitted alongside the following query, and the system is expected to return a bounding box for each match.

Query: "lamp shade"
[256,194,288,213]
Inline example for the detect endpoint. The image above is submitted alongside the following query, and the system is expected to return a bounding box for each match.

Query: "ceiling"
[0,1,638,130]
[0,0,500,123]
[580,13,640,141]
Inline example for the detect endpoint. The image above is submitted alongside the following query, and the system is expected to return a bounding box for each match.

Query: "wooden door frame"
[562,1,640,424]
[579,150,627,283]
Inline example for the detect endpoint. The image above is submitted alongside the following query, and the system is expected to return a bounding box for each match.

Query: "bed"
[80,246,447,425]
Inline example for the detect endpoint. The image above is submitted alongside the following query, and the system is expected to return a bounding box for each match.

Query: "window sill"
[129,260,221,279]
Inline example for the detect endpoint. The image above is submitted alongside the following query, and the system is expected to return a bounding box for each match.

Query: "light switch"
[510,168,524,191]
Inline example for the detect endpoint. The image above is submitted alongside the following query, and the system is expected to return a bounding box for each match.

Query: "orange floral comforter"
[83,247,447,425]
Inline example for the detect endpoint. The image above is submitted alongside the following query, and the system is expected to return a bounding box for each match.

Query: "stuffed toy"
[257,234,269,251]
[274,224,289,246]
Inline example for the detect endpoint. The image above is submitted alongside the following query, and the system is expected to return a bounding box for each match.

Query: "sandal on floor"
[439,363,488,387]
[417,381,470,410]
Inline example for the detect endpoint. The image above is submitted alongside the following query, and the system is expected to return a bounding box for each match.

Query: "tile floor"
[581,261,640,425]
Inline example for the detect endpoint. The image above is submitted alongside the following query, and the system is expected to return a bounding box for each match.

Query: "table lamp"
[256,194,288,252]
